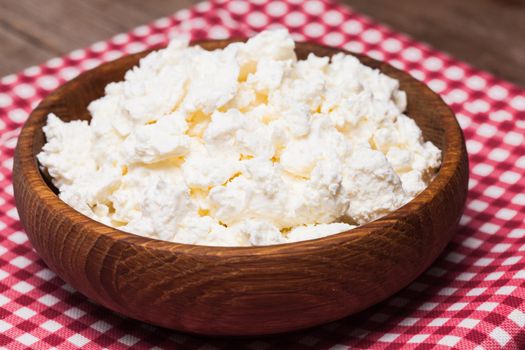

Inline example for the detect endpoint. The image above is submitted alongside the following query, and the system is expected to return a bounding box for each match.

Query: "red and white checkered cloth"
[1,0,524,348]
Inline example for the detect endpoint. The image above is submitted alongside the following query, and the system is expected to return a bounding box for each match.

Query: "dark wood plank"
[343,0,525,87]
[0,24,54,75]
[0,0,200,76]
[0,0,524,87]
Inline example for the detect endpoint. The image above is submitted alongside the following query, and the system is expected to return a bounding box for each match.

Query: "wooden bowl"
[13,40,468,336]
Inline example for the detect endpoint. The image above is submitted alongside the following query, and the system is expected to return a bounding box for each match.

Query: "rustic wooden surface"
[0,0,524,87]
[13,41,469,336]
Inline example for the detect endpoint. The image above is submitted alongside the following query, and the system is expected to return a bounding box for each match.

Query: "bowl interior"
[33,41,447,199]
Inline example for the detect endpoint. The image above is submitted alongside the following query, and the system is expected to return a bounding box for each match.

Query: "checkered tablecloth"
[1,0,524,348]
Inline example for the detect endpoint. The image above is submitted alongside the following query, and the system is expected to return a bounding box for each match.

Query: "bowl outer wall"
[12,40,469,336]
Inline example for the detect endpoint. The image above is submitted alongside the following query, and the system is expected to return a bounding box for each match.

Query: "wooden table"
[1,0,524,87]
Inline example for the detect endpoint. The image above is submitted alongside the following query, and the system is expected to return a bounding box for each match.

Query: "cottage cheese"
[38,29,441,246]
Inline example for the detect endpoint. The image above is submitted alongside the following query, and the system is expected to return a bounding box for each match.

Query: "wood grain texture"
[13,41,469,336]
[1,0,524,87]
[347,0,525,87]
[0,0,201,76]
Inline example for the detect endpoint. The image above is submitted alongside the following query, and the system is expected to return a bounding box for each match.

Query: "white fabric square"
[516,155,525,169]
[119,335,141,346]
[502,256,521,265]
[476,124,497,137]
[500,171,520,184]
[438,335,461,347]
[38,294,60,307]
[90,320,113,333]
[514,270,525,279]
[398,317,419,326]
[35,269,57,281]
[0,295,10,307]
[495,286,516,295]
[64,307,86,320]
[495,208,517,220]
[378,333,400,342]
[468,199,488,212]
[16,334,39,346]
[490,327,511,347]
[457,272,476,281]
[40,320,63,332]
[479,223,499,234]
[407,334,430,343]
[512,194,525,205]
[467,287,487,296]
[504,131,524,146]
[462,237,483,249]
[14,307,37,320]
[10,256,32,269]
[491,243,511,253]
[428,318,449,327]
[0,320,13,332]
[474,258,494,266]
[445,252,465,263]
[447,303,467,311]
[509,228,525,238]
[466,140,483,154]
[477,302,498,312]
[458,318,480,329]
[485,271,504,280]
[68,334,90,347]
[484,185,504,198]
[509,309,525,327]
[418,302,438,311]
[473,163,494,176]
[438,287,457,296]
[12,281,34,293]
[488,148,510,162]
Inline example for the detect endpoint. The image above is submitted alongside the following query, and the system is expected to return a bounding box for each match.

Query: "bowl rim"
[15,39,466,257]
